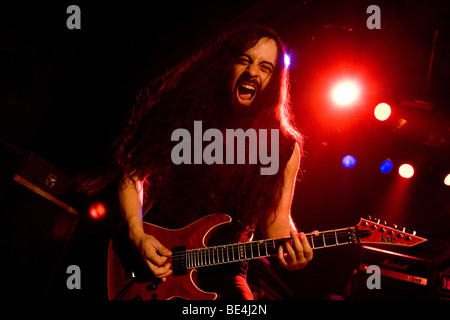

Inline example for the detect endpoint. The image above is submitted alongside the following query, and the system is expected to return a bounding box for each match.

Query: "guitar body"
[107,213,232,300]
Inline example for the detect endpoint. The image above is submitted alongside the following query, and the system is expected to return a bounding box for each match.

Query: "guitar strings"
[167,228,354,263]
[168,229,352,260]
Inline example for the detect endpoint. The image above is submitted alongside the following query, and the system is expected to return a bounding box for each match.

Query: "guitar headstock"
[356,217,427,247]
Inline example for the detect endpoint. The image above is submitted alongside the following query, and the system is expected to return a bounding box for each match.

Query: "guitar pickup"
[172,246,188,276]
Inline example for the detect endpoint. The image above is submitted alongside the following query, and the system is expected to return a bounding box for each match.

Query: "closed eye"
[236,56,250,65]
[260,63,273,74]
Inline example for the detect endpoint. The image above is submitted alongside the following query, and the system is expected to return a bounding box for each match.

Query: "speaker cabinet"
[347,246,435,299]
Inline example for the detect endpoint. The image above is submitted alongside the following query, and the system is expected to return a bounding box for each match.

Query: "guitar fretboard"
[173,227,357,271]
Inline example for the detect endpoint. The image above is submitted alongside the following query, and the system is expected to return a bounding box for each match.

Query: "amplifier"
[439,272,450,300]
[348,245,434,299]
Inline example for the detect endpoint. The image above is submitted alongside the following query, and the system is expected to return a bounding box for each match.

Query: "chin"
[231,98,253,112]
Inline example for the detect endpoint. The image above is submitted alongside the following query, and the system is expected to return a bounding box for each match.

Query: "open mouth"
[237,82,257,104]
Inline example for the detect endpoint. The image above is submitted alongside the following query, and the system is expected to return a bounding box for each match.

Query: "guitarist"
[113,24,313,299]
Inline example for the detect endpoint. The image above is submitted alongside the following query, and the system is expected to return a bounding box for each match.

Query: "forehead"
[243,37,278,65]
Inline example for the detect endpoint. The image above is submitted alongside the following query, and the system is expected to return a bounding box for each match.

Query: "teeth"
[241,84,255,91]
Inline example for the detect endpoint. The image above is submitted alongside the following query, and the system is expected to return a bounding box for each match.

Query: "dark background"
[0,0,449,300]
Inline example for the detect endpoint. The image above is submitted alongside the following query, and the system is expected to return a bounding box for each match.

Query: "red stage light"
[331,80,360,107]
[398,164,414,179]
[374,103,391,121]
[89,202,106,219]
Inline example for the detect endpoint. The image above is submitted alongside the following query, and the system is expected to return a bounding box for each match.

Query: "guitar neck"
[176,227,359,270]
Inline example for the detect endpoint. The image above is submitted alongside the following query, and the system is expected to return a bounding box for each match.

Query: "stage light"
[342,155,357,168]
[284,53,291,68]
[89,202,106,219]
[374,103,391,121]
[380,159,393,173]
[394,118,408,133]
[398,164,414,179]
[444,173,450,186]
[331,81,360,107]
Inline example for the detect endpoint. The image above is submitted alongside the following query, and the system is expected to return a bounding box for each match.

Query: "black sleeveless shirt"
[143,131,296,246]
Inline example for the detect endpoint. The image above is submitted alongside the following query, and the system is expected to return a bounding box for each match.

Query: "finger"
[159,264,173,279]
[146,260,172,278]
[290,231,304,260]
[158,264,173,279]
[143,240,172,266]
[299,233,313,261]
[155,242,172,257]
[284,234,299,262]
[142,238,173,278]
[144,248,168,267]
[277,244,289,268]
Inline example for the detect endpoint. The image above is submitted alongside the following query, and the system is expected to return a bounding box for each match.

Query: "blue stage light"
[284,53,291,68]
[380,159,393,173]
[342,155,357,168]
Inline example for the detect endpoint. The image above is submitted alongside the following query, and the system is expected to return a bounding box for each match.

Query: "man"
[114,24,313,299]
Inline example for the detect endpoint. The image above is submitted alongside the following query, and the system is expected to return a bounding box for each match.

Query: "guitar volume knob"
[146,283,158,291]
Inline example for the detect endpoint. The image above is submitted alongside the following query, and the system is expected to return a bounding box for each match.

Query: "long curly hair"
[115,24,303,237]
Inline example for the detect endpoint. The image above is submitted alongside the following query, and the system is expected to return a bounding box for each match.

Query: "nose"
[246,63,259,78]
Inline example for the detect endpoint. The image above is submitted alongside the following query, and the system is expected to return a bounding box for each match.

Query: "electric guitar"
[107,214,427,300]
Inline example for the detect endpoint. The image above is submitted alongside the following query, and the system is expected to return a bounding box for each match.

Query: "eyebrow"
[240,54,275,70]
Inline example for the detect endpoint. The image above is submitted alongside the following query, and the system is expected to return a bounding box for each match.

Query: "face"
[230,37,278,109]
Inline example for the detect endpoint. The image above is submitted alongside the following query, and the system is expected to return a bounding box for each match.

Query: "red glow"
[398,164,414,179]
[89,202,106,219]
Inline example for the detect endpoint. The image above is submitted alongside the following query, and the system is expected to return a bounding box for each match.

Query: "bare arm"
[119,175,172,280]
[119,176,144,239]
[264,143,313,270]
